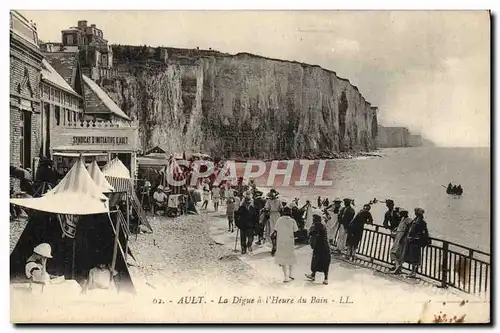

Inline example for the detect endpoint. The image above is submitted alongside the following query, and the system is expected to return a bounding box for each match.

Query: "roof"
[41,58,79,96]
[42,52,79,87]
[82,74,131,121]
[103,157,131,179]
[10,158,109,215]
[145,146,166,155]
[87,160,115,193]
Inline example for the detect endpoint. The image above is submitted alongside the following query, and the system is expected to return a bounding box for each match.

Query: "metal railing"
[337,223,490,298]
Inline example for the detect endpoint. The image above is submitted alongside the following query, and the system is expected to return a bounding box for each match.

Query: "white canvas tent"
[87,160,114,193]
[10,158,109,215]
[103,157,131,179]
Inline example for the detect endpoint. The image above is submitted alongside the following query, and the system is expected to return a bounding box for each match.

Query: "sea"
[235,147,491,253]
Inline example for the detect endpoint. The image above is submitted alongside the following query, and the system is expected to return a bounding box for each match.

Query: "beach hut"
[10,158,135,293]
[103,157,153,233]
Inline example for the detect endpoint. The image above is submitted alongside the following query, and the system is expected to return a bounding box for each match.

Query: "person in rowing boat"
[456,185,463,195]
[451,185,458,194]
[446,183,453,194]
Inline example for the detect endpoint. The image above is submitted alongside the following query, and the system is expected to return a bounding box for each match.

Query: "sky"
[20,10,491,147]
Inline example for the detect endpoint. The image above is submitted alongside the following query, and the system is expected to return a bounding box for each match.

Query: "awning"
[53,152,109,157]
[52,146,138,153]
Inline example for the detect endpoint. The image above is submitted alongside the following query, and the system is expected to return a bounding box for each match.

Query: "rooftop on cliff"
[111,44,374,107]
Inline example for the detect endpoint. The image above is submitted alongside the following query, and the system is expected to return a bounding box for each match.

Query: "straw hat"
[34,243,53,259]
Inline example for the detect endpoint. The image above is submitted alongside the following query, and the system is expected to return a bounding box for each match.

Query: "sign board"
[51,123,139,152]
[72,136,129,146]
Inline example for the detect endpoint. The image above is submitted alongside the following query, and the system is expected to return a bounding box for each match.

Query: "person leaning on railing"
[403,208,431,278]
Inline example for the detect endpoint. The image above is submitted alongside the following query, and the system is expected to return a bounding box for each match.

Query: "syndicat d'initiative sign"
[72,136,129,146]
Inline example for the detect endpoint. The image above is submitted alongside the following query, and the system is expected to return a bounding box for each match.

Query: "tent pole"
[71,237,76,279]
[111,215,121,273]
[125,193,130,263]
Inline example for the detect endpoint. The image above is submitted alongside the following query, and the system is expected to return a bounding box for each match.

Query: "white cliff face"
[102,51,378,158]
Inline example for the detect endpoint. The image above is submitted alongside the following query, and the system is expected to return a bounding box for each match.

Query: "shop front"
[49,119,139,179]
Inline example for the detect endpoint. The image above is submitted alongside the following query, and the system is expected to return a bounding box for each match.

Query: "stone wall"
[10,31,43,189]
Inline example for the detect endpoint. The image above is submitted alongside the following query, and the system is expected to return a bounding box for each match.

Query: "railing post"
[440,241,449,288]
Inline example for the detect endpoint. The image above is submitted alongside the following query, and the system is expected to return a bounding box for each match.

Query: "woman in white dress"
[273,204,299,283]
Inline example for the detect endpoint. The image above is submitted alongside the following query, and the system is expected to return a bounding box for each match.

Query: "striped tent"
[10,158,109,215]
[160,158,188,194]
[87,160,114,193]
[103,157,153,233]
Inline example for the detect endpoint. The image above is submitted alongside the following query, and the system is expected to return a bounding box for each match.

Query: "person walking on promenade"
[404,208,431,278]
[201,182,210,209]
[325,198,342,247]
[226,197,236,232]
[345,204,373,260]
[264,189,281,244]
[235,196,258,254]
[273,204,299,283]
[211,185,221,212]
[389,209,412,274]
[333,198,355,254]
[305,211,332,285]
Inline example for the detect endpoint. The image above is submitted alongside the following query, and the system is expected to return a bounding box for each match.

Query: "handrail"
[335,222,491,297]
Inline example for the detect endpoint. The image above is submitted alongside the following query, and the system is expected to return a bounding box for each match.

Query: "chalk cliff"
[100,47,379,159]
[377,126,434,148]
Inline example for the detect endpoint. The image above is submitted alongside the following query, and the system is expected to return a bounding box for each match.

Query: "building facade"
[40,58,85,157]
[41,20,114,82]
[10,11,43,179]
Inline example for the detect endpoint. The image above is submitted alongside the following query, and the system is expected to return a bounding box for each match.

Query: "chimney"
[78,20,87,28]
[91,24,96,28]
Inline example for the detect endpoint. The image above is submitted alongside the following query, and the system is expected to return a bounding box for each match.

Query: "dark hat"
[415,207,425,215]
[313,214,322,223]
[363,204,371,210]
[400,208,409,214]
[386,199,394,205]
[333,197,342,203]
[343,198,352,203]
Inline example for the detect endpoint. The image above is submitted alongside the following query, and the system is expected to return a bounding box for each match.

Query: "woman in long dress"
[403,208,431,278]
[273,205,299,283]
[389,209,412,274]
[346,204,373,260]
[265,189,281,243]
[305,213,332,285]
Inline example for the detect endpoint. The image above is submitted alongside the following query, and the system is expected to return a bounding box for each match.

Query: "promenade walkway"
[206,209,490,323]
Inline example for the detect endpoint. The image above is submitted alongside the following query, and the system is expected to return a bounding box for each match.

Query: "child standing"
[226,197,236,232]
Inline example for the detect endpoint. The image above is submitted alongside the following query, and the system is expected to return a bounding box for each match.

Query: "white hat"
[312,209,323,217]
[34,243,53,258]
[157,185,164,190]
[287,201,297,209]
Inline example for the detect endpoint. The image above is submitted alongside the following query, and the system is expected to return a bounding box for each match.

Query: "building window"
[19,110,32,168]
[19,111,24,166]
[55,90,60,103]
[43,85,49,99]
[66,34,74,45]
[55,105,60,126]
